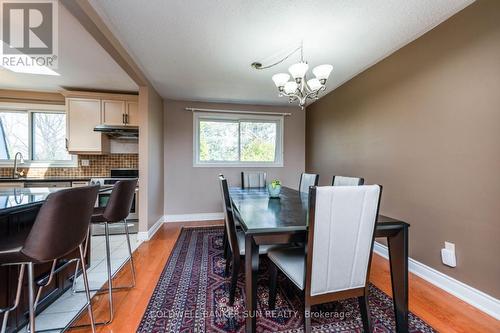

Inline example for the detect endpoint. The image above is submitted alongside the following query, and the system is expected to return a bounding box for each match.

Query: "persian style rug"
[138,227,435,333]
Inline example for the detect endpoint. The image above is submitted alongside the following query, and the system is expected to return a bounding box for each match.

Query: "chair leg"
[222,228,229,259]
[0,264,25,333]
[268,261,278,310]
[225,251,232,277]
[72,227,90,293]
[124,219,136,287]
[104,222,114,324]
[358,295,372,332]
[79,244,96,333]
[27,263,35,333]
[229,260,239,306]
[304,301,312,333]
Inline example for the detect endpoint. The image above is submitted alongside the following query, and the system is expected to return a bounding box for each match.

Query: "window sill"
[193,162,284,168]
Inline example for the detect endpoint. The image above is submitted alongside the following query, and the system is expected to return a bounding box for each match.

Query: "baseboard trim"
[137,216,166,241]
[165,212,224,223]
[373,242,500,320]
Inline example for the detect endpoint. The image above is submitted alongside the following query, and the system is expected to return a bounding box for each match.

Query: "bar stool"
[0,186,99,333]
[72,179,137,325]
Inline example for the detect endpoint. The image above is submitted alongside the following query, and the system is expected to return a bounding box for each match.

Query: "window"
[194,112,283,167]
[0,108,75,167]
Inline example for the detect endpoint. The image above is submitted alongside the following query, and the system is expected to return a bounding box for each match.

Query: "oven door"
[97,190,138,220]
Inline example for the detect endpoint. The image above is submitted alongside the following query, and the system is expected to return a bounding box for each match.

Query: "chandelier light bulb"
[288,61,309,80]
[272,73,291,88]
[312,64,333,82]
[284,81,298,94]
[307,78,322,91]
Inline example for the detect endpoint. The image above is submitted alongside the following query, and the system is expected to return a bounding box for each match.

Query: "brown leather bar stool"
[72,179,137,325]
[0,186,99,333]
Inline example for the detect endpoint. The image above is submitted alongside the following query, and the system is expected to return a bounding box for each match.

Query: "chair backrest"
[299,173,319,193]
[103,179,138,222]
[306,185,382,297]
[241,171,266,188]
[22,185,100,263]
[332,175,364,186]
[219,175,240,256]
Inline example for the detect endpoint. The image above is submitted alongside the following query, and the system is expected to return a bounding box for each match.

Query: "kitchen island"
[0,187,95,333]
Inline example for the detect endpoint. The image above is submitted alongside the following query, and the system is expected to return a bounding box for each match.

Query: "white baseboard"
[137,216,166,241]
[165,212,224,223]
[373,242,500,320]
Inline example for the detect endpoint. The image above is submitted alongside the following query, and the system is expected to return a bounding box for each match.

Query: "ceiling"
[90,0,474,106]
[0,4,137,93]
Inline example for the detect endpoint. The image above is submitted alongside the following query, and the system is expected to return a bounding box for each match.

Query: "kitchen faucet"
[12,152,24,179]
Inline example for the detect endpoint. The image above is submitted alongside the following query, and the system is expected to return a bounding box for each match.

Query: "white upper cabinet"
[102,99,126,126]
[126,101,139,126]
[66,98,109,154]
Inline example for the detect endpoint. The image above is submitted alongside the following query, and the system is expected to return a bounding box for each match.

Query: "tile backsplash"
[0,154,138,178]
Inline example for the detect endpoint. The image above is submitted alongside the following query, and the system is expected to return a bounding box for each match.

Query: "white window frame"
[0,103,77,168]
[193,112,284,167]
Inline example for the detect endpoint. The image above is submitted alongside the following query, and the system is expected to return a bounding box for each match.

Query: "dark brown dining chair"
[268,185,382,332]
[332,175,365,186]
[299,173,319,193]
[241,171,267,188]
[0,186,99,333]
[71,179,138,325]
[218,175,280,305]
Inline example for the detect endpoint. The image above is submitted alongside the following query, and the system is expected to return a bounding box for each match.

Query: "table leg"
[387,226,409,333]
[245,234,260,333]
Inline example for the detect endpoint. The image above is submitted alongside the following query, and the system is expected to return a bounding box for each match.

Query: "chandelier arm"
[254,45,302,70]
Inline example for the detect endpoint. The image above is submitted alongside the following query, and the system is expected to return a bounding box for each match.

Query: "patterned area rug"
[138,227,435,332]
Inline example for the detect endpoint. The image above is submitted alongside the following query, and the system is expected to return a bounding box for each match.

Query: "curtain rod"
[185,107,291,116]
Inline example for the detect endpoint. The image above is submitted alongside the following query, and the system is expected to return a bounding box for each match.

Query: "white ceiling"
[90,0,474,106]
[0,4,137,93]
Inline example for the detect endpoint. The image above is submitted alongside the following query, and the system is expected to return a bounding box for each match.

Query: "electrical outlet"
[80,159,90,167]
[441,241,456,267]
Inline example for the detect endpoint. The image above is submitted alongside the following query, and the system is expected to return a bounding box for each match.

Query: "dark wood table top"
[229,186,409,234]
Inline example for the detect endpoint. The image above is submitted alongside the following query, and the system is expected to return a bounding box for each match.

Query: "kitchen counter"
[0,186,112,215]
[0,176,92,182]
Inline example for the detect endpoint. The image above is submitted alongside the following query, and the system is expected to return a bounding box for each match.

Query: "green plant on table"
[270,180,281,189]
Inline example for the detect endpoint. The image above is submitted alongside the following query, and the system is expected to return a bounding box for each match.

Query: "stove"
[91,169,139,220]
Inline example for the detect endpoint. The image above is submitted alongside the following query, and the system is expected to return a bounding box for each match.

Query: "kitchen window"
[0,107,77,167]
[193,112,284,167]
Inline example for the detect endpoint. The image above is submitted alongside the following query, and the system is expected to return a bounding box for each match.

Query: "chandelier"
[252,43,333,109]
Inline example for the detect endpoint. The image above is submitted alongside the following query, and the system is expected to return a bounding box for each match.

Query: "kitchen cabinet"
[0,182,24,188]
[102,100,138,126]
[126,101,139,126]
[62,90,138,155]
[66,98,110,154]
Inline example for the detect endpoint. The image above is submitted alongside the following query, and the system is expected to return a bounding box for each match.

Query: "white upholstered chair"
[268,185,382,333]
[332,175,364,186]
[241,171,267,188]
[298,173,319,193]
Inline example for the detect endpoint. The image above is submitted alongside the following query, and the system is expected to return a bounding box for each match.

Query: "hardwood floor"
[71,221,500,333]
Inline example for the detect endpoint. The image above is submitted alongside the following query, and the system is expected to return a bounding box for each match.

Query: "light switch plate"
[441,241,457,267]
[81,159,90,167]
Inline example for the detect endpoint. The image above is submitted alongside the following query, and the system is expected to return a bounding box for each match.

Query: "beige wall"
[138,86,164,231]
[164,100,305,215]
[306,0,500,298]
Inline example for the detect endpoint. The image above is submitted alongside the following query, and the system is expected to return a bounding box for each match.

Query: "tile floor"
[21,233,141,332]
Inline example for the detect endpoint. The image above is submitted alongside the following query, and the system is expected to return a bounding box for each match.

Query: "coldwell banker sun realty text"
[0,0,58,72]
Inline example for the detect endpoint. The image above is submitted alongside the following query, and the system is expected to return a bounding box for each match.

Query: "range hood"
[94,125,138,139]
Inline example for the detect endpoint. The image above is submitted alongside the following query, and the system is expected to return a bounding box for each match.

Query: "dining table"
[229,186,409,333]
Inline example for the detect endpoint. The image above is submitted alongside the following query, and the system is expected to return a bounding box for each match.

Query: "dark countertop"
[0,177,93,183]
[0,186,112,215]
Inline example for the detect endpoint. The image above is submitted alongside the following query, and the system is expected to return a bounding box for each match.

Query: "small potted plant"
[268,179,282,198]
